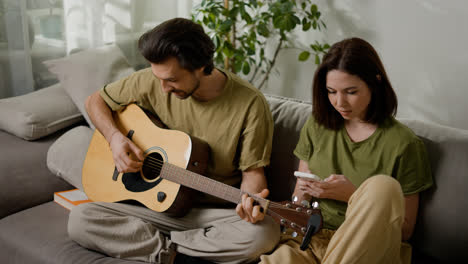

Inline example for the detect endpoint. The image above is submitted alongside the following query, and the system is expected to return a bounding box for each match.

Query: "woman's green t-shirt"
[294,116,433,230]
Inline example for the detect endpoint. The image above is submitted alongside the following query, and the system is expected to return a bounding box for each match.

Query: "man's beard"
[172,80,200,99]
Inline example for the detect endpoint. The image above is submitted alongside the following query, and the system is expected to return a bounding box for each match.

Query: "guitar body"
[82,104,210,217]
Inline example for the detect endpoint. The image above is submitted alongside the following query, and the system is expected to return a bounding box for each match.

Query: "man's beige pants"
[260,175,411,264]
[68,202,280,264]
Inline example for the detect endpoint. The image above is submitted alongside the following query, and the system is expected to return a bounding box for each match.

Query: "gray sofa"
[1,47,468,264]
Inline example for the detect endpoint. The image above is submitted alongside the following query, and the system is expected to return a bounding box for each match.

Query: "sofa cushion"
[44,44,135,129]
[264,94,312,202]
[0,129,74,219]
[0,83,83,141]
[399,118,468,263]
[47,126,94,190]
[0,202,144,264]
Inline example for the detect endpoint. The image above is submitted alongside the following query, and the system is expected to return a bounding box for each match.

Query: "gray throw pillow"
[47,126,94,190]
[43,44,135,129]
[0,83,83,141]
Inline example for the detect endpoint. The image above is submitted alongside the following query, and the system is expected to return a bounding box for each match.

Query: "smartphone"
[294,171,322,181]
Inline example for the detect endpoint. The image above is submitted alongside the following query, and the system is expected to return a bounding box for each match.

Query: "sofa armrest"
[0,130,73,218]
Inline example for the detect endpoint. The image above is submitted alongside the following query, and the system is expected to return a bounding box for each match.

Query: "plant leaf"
[257,23,270,37]
[298,51,310,61]
[219,19,233,33]
[274,14,297,31]
[234,59,243,73]
[242,61,251,75]
[310,4,318,14]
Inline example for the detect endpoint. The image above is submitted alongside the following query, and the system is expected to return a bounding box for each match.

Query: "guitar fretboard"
[160,162,266,207]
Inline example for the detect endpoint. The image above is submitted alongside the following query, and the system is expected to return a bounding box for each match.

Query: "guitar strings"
[146,156,163,163]
[144,159,163,168]
[145,156,164,165]
[139,156,311,213]
[144,159,161,165]
[141,157,164,170]
[138,154,312,224]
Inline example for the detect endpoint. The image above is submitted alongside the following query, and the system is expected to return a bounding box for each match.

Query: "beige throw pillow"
[44,44,135,129]
[47,126,94,190]
[0,83,83,140]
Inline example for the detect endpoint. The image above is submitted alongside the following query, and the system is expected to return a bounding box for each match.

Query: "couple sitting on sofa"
[67,17,432,264]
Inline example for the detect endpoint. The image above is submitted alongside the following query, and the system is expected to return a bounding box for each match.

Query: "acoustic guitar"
[82,104,322,237]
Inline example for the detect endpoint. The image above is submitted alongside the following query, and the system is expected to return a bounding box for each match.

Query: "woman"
[260,38,433,264]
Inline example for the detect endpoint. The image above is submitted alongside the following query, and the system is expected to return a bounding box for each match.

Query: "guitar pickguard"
[122,173,162,192]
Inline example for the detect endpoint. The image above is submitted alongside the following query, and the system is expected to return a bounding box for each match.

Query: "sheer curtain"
[0,0,193,99]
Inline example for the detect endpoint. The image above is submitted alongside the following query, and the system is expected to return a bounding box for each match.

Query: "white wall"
[48,0,468,130]
[263,0,468,130]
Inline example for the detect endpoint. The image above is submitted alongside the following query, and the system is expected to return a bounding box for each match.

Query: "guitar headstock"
[267,201,322,235]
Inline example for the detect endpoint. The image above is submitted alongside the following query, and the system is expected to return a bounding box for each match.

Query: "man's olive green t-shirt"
[100,68,273,204]
[294,116,433,230]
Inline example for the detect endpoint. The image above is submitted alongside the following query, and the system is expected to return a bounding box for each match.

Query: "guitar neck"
[160,162,319,236]
[160,163,269,208]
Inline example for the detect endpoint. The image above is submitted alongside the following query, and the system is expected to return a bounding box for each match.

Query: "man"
[68,18,280,264]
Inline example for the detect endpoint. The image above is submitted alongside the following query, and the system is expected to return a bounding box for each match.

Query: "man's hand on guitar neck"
[109,130,145,173]
[236,167,269,224]
[236,189,269,224]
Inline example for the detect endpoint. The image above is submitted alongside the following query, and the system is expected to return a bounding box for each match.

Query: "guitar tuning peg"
[311,201,320,209]
[292,196,299,203]
[301,200,311,208]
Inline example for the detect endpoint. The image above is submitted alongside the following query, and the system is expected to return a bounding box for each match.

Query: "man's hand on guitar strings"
[109,131,144,173]
[236,189,269,224]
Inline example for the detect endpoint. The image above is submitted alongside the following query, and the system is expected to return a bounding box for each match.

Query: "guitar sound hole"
[142,152,163,180]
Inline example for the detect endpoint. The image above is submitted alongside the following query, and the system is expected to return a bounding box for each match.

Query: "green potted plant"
[192,0,329,89]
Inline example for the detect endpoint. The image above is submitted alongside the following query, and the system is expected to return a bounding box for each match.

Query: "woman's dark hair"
[312,37,397,130]
[138,18,215,75]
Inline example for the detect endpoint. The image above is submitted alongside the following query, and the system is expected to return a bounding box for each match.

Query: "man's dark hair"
[312,37,397,130]
[138,18,215,75]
